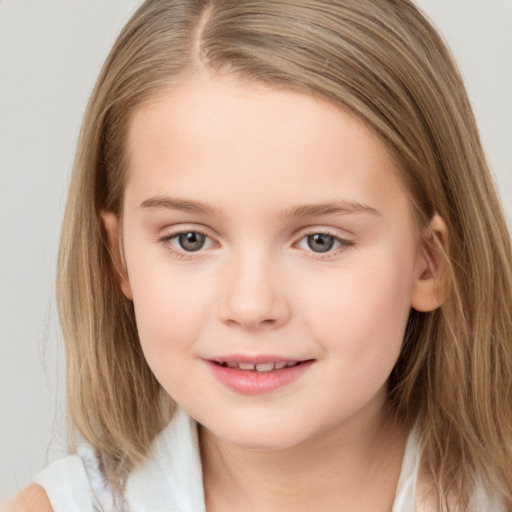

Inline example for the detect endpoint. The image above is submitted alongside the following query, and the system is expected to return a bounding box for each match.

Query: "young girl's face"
[107,75,434,451]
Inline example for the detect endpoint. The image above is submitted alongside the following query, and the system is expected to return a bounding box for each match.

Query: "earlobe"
[101,211,133,300]
[410,213,449,312]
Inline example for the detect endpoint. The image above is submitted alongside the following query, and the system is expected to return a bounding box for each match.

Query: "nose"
[218,251,291,330]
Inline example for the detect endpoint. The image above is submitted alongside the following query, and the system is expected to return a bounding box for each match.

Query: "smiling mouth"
[212,360,310,373]
[208,358,314,393]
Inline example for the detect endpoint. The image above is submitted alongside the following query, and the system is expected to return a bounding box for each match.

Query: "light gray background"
[0,0,511,501]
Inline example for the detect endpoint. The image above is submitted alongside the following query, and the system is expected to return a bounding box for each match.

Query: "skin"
[3,485,51,512]
[101,74,445,512]
[8,74,445,511]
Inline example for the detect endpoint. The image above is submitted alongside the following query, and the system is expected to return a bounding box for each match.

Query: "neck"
[200,404,407,512]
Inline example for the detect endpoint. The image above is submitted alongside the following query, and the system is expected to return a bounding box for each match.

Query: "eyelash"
[294,231,354,260]
[160,230,216,260]
[159,229,354,260]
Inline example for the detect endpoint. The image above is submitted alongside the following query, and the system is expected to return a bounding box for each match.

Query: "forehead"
[123,75,409,219]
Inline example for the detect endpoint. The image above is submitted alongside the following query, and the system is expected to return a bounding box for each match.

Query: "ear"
[410,213,449,312]
[101,211,133,300]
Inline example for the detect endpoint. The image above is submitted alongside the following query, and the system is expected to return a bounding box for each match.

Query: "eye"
[297,233,351,254]
[168,231,214,252]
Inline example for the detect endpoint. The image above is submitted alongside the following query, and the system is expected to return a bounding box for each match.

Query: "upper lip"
[207,354,311,364]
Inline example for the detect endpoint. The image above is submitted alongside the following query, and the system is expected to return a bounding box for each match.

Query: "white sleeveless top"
[33,407,505,512]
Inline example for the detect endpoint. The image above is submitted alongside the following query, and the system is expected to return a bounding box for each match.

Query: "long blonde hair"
[58,0,512,507]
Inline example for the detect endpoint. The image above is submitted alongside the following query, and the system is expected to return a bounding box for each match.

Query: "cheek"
[128,260,217,358]
[128,266,218,401]
[300,248,414,366]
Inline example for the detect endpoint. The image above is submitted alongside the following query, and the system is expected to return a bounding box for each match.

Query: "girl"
[9,0,512,510]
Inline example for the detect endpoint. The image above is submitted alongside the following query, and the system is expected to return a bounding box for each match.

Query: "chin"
[221,431,300,451]
[205,415,310,452]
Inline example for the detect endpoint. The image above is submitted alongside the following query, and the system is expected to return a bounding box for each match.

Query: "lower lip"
[207,360,313,394]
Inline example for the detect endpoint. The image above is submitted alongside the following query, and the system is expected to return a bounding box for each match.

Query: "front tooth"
[239,362,256,370]
[274,362,287,369]
[255,362,275,372]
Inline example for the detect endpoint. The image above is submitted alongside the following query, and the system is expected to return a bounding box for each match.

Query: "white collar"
[125,406,205,512]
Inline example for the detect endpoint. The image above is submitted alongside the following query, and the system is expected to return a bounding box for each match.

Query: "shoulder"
[31,449,112,511]
[4,485,52,512]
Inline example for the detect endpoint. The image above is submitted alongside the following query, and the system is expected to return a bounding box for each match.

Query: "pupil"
[307,234,334,253]
[179,232,205,251]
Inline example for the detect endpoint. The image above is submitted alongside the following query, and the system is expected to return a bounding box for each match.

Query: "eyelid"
[157,224,354,260]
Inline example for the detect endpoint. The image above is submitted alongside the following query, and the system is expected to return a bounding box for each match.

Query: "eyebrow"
[140,196,380,218]
[140,196,221,215]
[282,200,381,218]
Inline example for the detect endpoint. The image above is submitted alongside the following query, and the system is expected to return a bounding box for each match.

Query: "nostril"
[218,282,291,329]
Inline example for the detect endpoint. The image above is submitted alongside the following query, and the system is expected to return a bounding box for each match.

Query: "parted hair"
[58,0,512,508]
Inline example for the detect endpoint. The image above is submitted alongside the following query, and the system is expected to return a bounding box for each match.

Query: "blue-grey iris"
[307,234,335,253]
[179,232,206,251]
